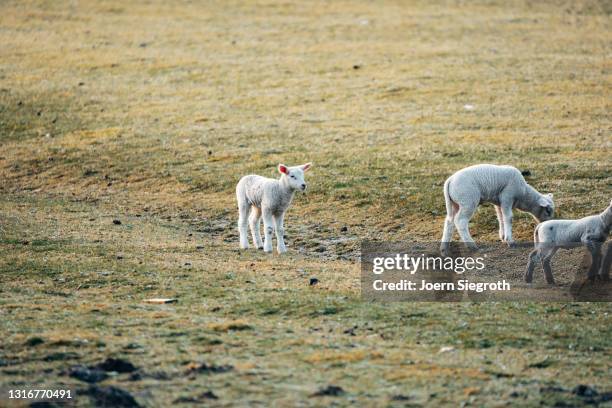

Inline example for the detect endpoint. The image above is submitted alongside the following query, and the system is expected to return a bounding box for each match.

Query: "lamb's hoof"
[466,243,478,251]
[506,241,516,248]
[546,280,556,286]
[263,247,273,253]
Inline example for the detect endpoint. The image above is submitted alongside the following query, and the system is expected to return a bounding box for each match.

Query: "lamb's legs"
[248,206,263,249]
[238,201,250,249]
[494,205,505,242]
[525,248,540,283]
[540,247,558,285]
[274,213,287,254]
[262,209,274,253]
[583,240,603,281]
[440,202,458,255]
[454,206,478,250]
[599,243,611,281]
[500,204,514,246]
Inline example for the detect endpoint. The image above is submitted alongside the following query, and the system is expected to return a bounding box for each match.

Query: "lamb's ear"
[538,196,552,207]
[301,162,312,172]
[278,164,289,175]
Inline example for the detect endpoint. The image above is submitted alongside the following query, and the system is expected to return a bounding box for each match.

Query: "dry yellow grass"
[1,0,611,406]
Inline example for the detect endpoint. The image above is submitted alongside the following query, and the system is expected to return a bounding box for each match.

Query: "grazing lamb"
[525,200,612,284]
[236,163,312,254]
[440,164,554,255]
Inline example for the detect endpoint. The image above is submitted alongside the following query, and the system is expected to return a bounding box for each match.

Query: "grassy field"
[1,0,611,406]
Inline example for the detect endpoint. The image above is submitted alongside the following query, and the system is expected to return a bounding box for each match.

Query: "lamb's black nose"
[301,184,306,190]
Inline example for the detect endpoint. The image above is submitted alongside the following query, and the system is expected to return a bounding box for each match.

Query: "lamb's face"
[278,163,312,192]
[536,193,555,222]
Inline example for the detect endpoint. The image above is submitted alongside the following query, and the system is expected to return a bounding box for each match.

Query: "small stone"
[343,326,357,336]
[82,385,140,407]
[69,365,108,383]
[309,278,319,286]
[95,357,137,373]
[311,385,345,397]
[25,337,44,347]
[186,362,233,375]
[128,372,142,381]
[112,219,122,225]
[200,391,218,399]
[572,384,598,398]
[124,343,143,350]
[43,352,80,361]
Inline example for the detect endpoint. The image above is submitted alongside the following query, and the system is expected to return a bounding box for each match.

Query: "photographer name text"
[372,279,511,292]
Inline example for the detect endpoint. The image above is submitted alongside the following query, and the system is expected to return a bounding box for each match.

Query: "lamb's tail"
[443,178,454,219]
[236,177,248,209]
[533,223,541,246]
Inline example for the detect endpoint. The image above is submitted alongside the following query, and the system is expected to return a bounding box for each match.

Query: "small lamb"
[525,199,612,284]
[236,163,312,254]
[440,164,554,255]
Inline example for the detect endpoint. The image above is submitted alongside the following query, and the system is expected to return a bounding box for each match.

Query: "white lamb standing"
[236,163,312,254]
[525,199,612,284]
[440,164,554,255]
